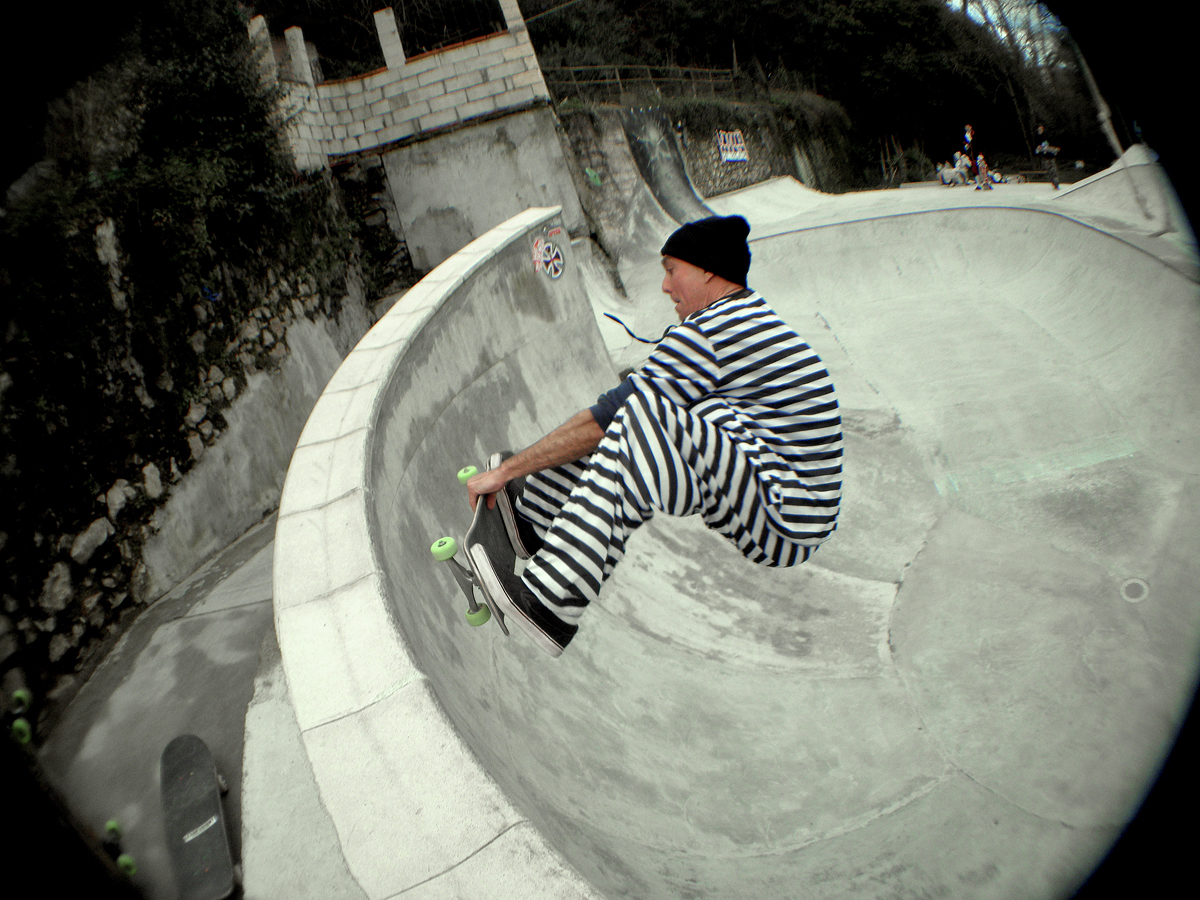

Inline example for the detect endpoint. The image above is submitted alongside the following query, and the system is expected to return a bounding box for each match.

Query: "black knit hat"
[660,215,751,286]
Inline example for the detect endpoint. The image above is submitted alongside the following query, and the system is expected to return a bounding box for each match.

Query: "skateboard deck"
[465,485,518,602]
[161,734,236,900]
[430,464,518,635]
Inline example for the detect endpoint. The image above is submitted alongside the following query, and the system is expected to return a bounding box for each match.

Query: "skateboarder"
[467,215,843,656]
[963,124,977,180]
[1035,125,1061,189]
[974,153,994,190]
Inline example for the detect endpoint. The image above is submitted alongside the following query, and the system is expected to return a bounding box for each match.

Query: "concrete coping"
[272,207,600,899]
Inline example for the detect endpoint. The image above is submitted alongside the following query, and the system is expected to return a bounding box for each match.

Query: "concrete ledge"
[274,207,604,899]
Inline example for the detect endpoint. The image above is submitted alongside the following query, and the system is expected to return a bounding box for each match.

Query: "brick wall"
[249,2,550,172]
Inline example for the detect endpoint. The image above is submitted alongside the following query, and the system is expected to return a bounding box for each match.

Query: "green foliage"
[335,164,417,301]
[0,0,352,653]
[523,0,1104,184]
[251,0,506,78]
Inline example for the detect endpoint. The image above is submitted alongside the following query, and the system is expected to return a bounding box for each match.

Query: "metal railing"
[542,65,745,103]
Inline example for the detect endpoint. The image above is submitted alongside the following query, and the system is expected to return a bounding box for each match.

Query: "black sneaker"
[469,544,577,657]
[488,452,543,559]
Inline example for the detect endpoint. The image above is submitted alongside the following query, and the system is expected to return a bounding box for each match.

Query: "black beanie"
[660,215,751,286]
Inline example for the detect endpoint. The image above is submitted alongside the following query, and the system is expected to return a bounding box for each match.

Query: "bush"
[0,0,353,689]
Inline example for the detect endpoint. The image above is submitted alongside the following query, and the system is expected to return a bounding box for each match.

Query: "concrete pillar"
[246,15,278,84]
[285,26,315,87]
[373,8,406,69]
[497,0,527,34]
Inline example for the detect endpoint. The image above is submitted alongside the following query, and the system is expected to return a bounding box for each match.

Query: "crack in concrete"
[880,517,1100,833]
[390,819,530,897]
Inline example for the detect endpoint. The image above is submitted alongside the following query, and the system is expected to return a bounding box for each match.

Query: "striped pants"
[516,388,820,625]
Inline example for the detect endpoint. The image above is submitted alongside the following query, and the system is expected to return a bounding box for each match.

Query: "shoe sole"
[487,452,532,559]
[469,544,564,658]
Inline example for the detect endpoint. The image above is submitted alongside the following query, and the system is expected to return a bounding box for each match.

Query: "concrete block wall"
[248,2,551,171]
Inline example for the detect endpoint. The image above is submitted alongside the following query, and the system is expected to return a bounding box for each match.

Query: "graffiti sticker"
[533,237,565,280]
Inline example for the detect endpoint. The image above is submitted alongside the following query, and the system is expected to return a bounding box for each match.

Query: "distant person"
[466,216,843,656]
[953,151,971,184]
[974,153,993,190]
[963,124,977,178]
[1035,125,1061,189]
[939,160,966,186]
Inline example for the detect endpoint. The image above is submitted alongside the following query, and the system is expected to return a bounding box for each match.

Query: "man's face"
[661,256,712,320]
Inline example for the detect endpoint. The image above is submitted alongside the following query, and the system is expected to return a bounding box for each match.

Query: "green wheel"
[465,605,492,627]
[11,688,31,714]
[457,465,478,485]
[430,537,458,561]
[117,853,137,876]
[105,820,122,839]
[11,717,32,745]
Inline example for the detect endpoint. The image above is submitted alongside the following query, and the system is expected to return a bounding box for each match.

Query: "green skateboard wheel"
[117,853,137,876]
[11,717,32,744]
[11,688,31,714]
[457,465,478,485]
[430,537,458,561]
[465,605,492,627]
[105,820,122,839]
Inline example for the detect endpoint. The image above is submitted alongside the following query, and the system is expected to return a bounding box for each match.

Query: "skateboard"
[161,734,238,900]
[430,464,515,636]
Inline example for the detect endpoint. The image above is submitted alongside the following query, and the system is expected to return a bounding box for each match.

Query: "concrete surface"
[621,107,714,225]
[272,150,1200,899]
[272,206,604,899]
[382,106,586,270]
[39,515,280,900]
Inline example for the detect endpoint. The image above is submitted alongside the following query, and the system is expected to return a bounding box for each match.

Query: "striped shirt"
[628,291,843,542]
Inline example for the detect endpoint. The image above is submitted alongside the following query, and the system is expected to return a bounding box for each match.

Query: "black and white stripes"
[517,291,843,622]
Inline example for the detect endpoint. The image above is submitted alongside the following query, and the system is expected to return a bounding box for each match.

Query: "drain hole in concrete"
[1120,578,1149,603]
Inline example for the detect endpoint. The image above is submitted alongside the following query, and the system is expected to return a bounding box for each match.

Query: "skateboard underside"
[161,734,236,900]
[430,465,519,635]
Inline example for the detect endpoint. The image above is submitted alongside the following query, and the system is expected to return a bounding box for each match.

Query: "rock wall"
[677,122,783,197]
[3,266,376,715]
[140,308,369,601]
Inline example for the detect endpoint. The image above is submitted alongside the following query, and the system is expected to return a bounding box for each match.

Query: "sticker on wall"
[716,130,749,163]
[532,237,565,280]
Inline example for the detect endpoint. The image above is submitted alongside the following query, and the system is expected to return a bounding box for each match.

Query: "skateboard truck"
[430,465,509,636]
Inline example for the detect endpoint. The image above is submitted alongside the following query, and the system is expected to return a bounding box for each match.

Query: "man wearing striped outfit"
[468,215,843,657]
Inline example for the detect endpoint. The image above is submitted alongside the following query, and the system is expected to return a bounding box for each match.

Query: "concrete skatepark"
[38,124,1199,899]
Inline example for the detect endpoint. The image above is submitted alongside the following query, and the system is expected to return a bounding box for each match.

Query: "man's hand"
[467,467,509,511]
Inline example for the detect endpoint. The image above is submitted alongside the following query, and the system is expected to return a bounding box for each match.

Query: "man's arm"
[467,408,604,510]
